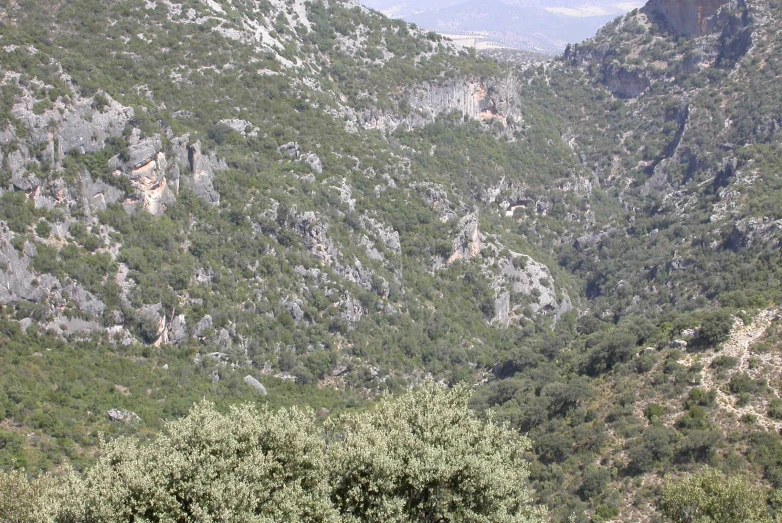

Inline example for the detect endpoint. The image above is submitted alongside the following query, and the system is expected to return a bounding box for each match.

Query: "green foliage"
[699,310,734,347]
[326,382,545,522]
[0,191,37,233]
[644,403,665,423]
[70,402,337,522]
[0,386,545,522]
[34,220,51,238]
[659,468,772,523]
[0,469,60,523]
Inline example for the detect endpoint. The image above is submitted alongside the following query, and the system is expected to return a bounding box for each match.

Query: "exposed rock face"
[243,375,267,395]
[358,76,522,132]
[186,141,222,205]
[195,315,213,337]
[644,0,732,37]
[63,283,105,317]
[284,298,306,322]
[107,409,140,423]
[603,66,651,99]
[448,214,482,264]
[407,76,520,126]
[340,293,365,326]
[0,225,61,306]
[302,152,323,175]
[109,135,175,215]
[167,314,188,345]
[10,92,133,173]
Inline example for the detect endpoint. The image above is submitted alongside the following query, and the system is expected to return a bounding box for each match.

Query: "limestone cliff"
[644,0,735,37]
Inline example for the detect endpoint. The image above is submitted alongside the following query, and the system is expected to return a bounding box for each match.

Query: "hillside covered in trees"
[1,0,782,520]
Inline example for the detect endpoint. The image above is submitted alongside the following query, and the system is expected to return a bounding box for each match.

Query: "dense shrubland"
[1,0,782,520]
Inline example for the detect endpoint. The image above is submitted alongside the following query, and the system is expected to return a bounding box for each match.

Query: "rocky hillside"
[1,0,782,521]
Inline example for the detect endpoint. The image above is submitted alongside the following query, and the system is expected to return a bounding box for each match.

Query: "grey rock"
[168,314,187,345]
[217,328,231,349]
[108,309,125,325]
[340,293,365,327]
[110,134,162,170]
[22,241,37,258]
[195,315,213,337]
[12,93,133,170]
[139,303,163,323]
[63,283,106,317]
[278,142,300,158]
[243,375,267,395]
[645,0,733,38]
[218,118,252,135]
[302,152,323,174]
[284,299,305,322]
[11,172,41,192]
[493,291,511,327]
[670,339,688,349]
[206,352,230,362]
[186,141,220,205]
[365,217,401,255]
[357,76,522,133]
[50,317,102,336]
[7,149,28,177]
[0,223,61,305]
[107,409,140,423]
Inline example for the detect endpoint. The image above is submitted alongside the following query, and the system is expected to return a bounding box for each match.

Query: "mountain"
[405,0,617,52]
[362,0,642,52]
[1,0,782,520]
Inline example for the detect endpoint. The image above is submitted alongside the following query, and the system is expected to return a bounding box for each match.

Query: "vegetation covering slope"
[0,0,782,520]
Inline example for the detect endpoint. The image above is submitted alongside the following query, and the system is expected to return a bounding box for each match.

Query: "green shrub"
[658,468,772,523]
[0,191,36,233]
[34,220,51,238]
[644,403,665,422]
[699,310,734,346]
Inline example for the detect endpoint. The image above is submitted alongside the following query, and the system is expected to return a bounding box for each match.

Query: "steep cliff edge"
[644,0,734,37]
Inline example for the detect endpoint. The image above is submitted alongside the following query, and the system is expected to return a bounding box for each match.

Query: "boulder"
[243,375,267,395]
[107,409,140,423]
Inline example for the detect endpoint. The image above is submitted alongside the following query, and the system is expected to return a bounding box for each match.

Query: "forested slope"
[0,0,781,520]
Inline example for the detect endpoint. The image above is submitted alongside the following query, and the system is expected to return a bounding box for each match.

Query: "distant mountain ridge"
[362,0,642,52]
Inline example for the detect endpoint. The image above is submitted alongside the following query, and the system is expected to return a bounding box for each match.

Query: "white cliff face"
[355,75,522,133]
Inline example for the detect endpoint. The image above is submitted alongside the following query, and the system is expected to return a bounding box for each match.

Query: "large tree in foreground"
[1,384,545,522]
[327,382,545,523]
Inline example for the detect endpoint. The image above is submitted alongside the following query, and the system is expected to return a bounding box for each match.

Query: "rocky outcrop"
[447,214,483,264]
[109,134,175,215]
[495,254,572,319]
[357,76,522,132]
[185,141,222,205]
[644,0,733,37]
[243,375,267,395]
[9,91,133,174]
[302,152,323,175]
[167,314,188,345]
[603,66,651,99]
[195,315,214,338]
[0,225,61,306]
[107,409,140,423]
